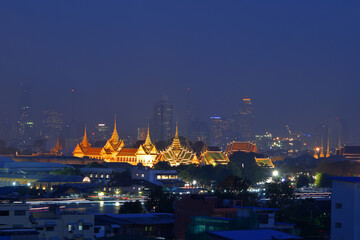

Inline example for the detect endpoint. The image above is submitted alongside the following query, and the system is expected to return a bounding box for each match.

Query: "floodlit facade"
[73,119,158,167]
[157,125,199,166]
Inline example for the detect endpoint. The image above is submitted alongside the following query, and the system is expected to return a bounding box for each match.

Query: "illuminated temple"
[157,125,199,166]
[73,120,158,167]
[74,119,231,168]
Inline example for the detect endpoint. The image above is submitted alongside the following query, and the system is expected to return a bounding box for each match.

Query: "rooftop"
[208,229,302,240]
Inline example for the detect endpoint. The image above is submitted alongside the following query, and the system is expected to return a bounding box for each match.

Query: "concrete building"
[33,206,94,240]
[331,176,360,240]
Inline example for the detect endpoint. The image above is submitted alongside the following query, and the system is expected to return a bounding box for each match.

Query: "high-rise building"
[137,127,147,141]
[233,97,254,141]
[42,106,63,140]
[95,123,110,140]
[188,120,210,143]
[210,116,232,150]
[17,84,35,147]
[151,96,174,141]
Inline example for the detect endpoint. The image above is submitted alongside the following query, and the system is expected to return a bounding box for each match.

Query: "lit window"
[90,174,93,178]
[106,175,109,179]
[141,174,144,177]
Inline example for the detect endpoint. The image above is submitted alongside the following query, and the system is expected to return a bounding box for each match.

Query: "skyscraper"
[42,106,63,140]
[233,97,254,141]
[210,116,232,149]
[151,96,174,141]
[17,84,35,147]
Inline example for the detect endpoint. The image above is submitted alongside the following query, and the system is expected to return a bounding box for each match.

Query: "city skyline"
[0,1,359,142]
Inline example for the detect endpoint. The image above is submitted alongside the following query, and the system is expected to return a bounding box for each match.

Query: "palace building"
[73,119,158,167]
[199,144,229,166]
[157,125,199,166]
[225,141,258,156]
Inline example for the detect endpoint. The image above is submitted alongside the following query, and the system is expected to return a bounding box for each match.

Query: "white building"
[331,176,360,240]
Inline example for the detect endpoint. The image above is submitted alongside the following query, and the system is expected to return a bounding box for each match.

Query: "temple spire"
[319,137,325,158]
[81,124,91,148]
[326,136,330,158]
[313,139,318,159]
[110,114,119,144]
[175,122,179,139]
[144,123,152,147]
[338,131,342,150]
[171,122,182,155]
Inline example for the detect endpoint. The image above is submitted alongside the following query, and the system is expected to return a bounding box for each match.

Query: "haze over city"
[1,1,359,141]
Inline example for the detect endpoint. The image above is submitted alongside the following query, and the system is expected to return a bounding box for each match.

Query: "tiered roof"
[225,141,258,156]
[158,124,198,166]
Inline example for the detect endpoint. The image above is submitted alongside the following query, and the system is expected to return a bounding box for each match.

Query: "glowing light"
[12,182,16,186]
[272,170,279,177]
[115,202,120,207]
[98,192,105,197]
[27,183,31,187]
[100,201,104,206]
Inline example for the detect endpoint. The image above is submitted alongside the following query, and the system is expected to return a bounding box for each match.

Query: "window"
[78,224,83,231]
[14,210,26,216]
[90,174,93,178]
[46,226,54,231]
[106,174,109,179]
[0,211,9,216]
[336,203,342,209]
[35,227,43,231]
[335,222,342,228]
[141,174,144,177]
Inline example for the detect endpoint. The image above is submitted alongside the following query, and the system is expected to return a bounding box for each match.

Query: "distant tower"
[313,139,319,159]
[42,106,63,140]
[233,97,254,141]
[151,96,174,141]
[326,136,330,158]
[17,84,35,147]
[185,88,191,138]
[319,137,325,158]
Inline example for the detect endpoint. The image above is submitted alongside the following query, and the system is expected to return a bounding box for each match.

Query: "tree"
[145,186,175,213]
[296,174,309,188]
[216,175,256,205]
[108,170,132,187]
[119,200,143,214]
[315,173,332,188]
[153,161,172,170]
[265,180,294,208]
[50,167,82,176]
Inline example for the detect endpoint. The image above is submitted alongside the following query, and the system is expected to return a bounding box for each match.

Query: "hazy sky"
[0,1,359,139]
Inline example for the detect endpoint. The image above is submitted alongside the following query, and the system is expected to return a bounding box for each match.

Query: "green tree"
[315,173,332,188]
[50,167,82,176]
[119,200,143,214]
[145,186,175,213]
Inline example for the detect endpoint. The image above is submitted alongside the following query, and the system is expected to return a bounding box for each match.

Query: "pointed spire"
[319,137,325,158]
[110,114,119,144]
[313,139,318,159]
[326,136,330,158]
[338,131,342,150]
[175,122,179,139]
[144,123,152,147]
[81,124,91,148]
[171,122,182,154]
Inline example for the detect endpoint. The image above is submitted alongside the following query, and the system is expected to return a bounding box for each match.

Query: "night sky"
[0,1,359,140]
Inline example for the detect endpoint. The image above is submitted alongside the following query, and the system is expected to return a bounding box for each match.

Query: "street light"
[272,170,279,177]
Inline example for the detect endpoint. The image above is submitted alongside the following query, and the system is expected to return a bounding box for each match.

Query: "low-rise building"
[330,176,360,240]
